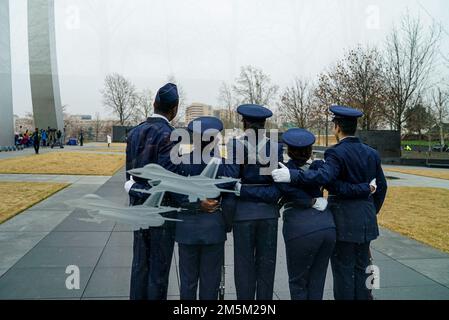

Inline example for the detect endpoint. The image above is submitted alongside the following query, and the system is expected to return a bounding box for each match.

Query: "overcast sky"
[8,0,449,118]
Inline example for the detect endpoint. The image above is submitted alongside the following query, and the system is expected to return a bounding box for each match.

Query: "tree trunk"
[440,120,445,146]
[397,121,402,136]
[325,114,329,147]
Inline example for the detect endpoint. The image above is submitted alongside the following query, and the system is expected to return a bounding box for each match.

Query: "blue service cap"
[282,128,316,148]
[237,104,273,121]
[188,116,224,134]
[330,105,363,119]
[155,83,179,105]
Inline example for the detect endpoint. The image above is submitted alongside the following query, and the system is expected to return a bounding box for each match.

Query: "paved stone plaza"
[0,149,448,300]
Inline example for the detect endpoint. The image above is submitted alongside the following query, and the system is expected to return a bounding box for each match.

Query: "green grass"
[401,140,440,147]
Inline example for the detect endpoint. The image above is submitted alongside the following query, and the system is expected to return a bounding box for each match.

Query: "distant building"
[213,108,239,129]
[72,114,93,121]
[64,115,117,143]
[185,103,213,123]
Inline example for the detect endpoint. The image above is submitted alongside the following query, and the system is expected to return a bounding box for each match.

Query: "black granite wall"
[112,126,135,143]
[357,130,401,159]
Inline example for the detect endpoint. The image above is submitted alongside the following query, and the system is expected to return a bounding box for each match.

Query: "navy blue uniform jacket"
[126,117,180,214]
[289,137,388,242]
[174,151,229,245]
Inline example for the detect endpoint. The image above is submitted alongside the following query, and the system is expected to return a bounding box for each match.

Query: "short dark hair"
[154,99,179,114]
[243,118,266,130]
[334,118,358,136]
[288,145,313,166]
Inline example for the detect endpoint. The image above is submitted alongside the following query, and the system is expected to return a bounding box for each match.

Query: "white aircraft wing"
[189,176,239,186]
[198,157,221,179]
[143,191,165,207]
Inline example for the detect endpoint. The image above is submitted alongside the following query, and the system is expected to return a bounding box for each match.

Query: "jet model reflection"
[65,192,181,230]
[128,157,240,202]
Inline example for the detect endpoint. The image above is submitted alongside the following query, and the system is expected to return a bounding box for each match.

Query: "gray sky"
[9,0,449,118]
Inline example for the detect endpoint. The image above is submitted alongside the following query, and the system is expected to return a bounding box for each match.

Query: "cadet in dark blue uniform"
[226,104,282,300]
[176,116,228,300]
[276,128,373,300]
[272,106,387,300]
[125,83,181,300]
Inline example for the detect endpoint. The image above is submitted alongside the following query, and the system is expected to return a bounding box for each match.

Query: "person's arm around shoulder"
[273,148,341,186]
[330,180,373,199]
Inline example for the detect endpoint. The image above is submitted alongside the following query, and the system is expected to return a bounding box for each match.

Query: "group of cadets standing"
[125,83,388,301]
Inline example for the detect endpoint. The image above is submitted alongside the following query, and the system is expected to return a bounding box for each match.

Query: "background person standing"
[32,128,40,154]
[56,130,63,148]
[41,129,47,147]
[79,131,84,147]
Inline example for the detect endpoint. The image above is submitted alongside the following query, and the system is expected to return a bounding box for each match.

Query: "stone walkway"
[384,165,449,190]
[0,168,448,299]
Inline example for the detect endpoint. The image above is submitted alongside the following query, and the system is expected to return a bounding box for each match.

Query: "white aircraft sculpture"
[65,192,181,230]
[65,158,239,229]
[128,157,239,202]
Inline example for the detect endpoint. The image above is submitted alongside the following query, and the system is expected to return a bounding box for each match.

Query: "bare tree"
[341,46,388,130]
[20,112,35,132]
[233,65,279,107]
[132,89,154,124]
[61,104,72,131]
[101,73,137,125]
[384,13,441,133]
[431,85,449,145]
[404,98,433,140]
[315,46,387,130]
[63,110,83,140]
[315,68,345,106]
[279,78,315,128]
[313,76,335,146]
[218,82,239,128]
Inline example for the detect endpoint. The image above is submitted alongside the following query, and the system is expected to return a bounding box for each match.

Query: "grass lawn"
[81,143,126,153]
[82,148,125,153]
[385,167,449,180]
[0,182,69,224]
[0,152,125,176]
[88,143,127,148]
[379,187,449,254]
